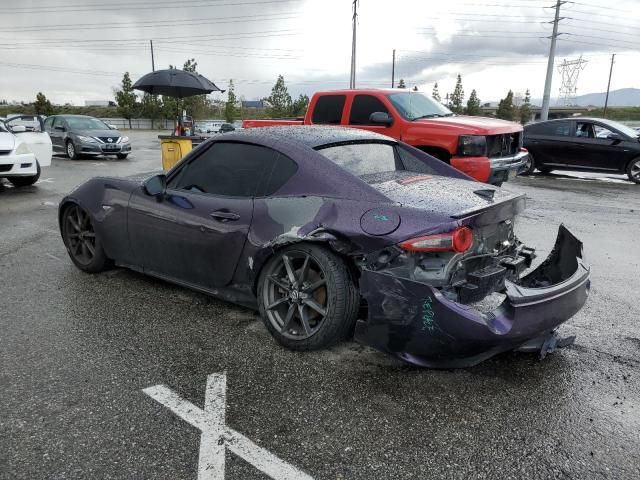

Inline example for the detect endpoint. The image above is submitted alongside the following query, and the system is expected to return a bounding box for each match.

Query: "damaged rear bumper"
[354,225,590,368]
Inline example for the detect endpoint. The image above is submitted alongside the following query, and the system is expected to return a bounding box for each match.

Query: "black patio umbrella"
[132,69,224,98]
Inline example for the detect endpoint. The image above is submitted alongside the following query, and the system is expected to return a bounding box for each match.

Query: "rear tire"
[257,244,359,351]
[626,157,640,184]
[66,140,79,160]
[522,153,535,175]
[8,161,40,187]
[61,203,110,273]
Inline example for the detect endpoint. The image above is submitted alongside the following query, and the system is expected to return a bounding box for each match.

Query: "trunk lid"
[361,171,524,218]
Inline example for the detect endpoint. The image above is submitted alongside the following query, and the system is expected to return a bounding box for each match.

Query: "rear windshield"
[316,141,439,177]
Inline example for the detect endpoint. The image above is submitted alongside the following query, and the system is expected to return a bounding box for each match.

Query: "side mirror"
[369,111,393,126]
[54,125,65,131]
[11,125,27,133]
[143,174,167,197]
[607,132,622,141]
[108,124,117,130]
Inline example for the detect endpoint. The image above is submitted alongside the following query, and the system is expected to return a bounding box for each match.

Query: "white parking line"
[143,373,314,480]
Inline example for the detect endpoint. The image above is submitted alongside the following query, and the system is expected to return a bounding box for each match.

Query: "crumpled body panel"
[355,225,590,368]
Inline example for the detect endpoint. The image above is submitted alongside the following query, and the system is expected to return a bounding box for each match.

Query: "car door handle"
[210,210,240,222]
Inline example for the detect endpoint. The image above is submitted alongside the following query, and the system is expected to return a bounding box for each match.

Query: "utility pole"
[603,53,615,118]
[150,40,155,72]
[349,0,358,89]
[541,0,565,121]
[391,49,396,88]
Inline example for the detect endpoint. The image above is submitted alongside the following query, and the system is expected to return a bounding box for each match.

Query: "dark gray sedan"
[523,117,640,183]
[43,115,132,160]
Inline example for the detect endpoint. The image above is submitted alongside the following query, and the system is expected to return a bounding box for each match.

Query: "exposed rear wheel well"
[416,146,452,164]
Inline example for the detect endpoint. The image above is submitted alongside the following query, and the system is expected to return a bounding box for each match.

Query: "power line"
[2,0,299,14]
[0,13,302,33]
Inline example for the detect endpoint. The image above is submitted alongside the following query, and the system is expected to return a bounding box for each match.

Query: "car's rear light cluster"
[399,227,473,253]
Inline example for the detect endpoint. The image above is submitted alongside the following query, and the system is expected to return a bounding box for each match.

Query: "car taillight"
[399,227,473,253]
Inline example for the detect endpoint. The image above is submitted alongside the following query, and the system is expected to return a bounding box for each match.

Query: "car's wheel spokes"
[631,161,640,180]
[64,206,97,266]
[264,252,328,340]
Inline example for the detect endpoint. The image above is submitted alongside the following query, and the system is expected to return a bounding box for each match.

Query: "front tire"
[626,157,640,184]
[66,140,79,160]
[8,161,40,187]
[257,244,359,351]
[117,153,128,160]
[61,204,110,273]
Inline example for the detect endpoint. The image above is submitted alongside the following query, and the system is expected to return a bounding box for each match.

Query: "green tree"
[496,90,515,121]
[224,79,237,123]
[182,58,197,72]
[465,89,481,116]
[519,89,531,125]
[397,78,406,89]
[265,75,292,118]
[449,74,464,114]
[289,94,309,117]
[115,72,138,128]
[34,92,54,116]
[141,93,162,128]
[432,82,441,102]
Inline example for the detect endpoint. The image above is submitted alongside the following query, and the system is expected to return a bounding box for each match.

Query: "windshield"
[386,92,453,120]
[601,119,639,138]
[65,117,110,130]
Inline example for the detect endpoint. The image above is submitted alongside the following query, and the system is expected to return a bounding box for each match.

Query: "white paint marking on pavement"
[46,253,63,262]
[35,178,55,184]
[143,373,313,480]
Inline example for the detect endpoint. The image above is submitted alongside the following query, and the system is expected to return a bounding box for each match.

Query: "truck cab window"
[311,95,346,124]
[349,95,389,125]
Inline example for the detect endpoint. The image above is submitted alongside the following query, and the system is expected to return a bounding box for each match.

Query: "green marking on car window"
[373,214,389,222]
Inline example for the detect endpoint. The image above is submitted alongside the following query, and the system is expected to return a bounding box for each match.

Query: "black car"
[523,117,640,183]
[43,115,132,160]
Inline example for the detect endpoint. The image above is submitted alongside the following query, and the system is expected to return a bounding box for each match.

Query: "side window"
[576,122,596,138]
[311,95,346,124]
[52,117,63,130]
[528,122,570,136]
[349,95,389,125]
[43,117,53,131]
[593,124,614,139]
[260,153,298,196]
[169,142,274,197]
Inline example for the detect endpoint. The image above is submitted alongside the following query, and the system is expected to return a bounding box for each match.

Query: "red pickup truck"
[243,89,528,185]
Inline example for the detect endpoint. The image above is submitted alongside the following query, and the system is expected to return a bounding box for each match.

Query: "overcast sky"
[0,0,638,106]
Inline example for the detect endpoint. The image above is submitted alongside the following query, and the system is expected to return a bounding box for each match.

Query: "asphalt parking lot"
[1,130,639,479]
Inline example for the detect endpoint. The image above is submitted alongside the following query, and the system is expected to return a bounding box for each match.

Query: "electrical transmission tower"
[557,56,588,106]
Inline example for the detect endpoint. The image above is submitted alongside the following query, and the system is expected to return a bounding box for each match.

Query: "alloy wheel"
[263,252,328,340]
[63,205,96,266]
[67,142,75,158]
[631,160,640,182]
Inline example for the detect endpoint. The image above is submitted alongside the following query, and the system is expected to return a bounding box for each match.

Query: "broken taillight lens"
[399,227,473,253]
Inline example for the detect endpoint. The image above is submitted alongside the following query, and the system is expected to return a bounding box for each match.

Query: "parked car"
[243,89,528,185]
[523,117,640,183]
[43,114,131,160]
[219,123,235,133]
[58,126,589,367]
[0,116,52,187]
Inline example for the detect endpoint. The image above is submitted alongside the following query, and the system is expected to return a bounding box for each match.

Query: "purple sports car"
[59,126,590,367]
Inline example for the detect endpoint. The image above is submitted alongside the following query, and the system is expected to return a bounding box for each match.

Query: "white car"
[0,116,52,187]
